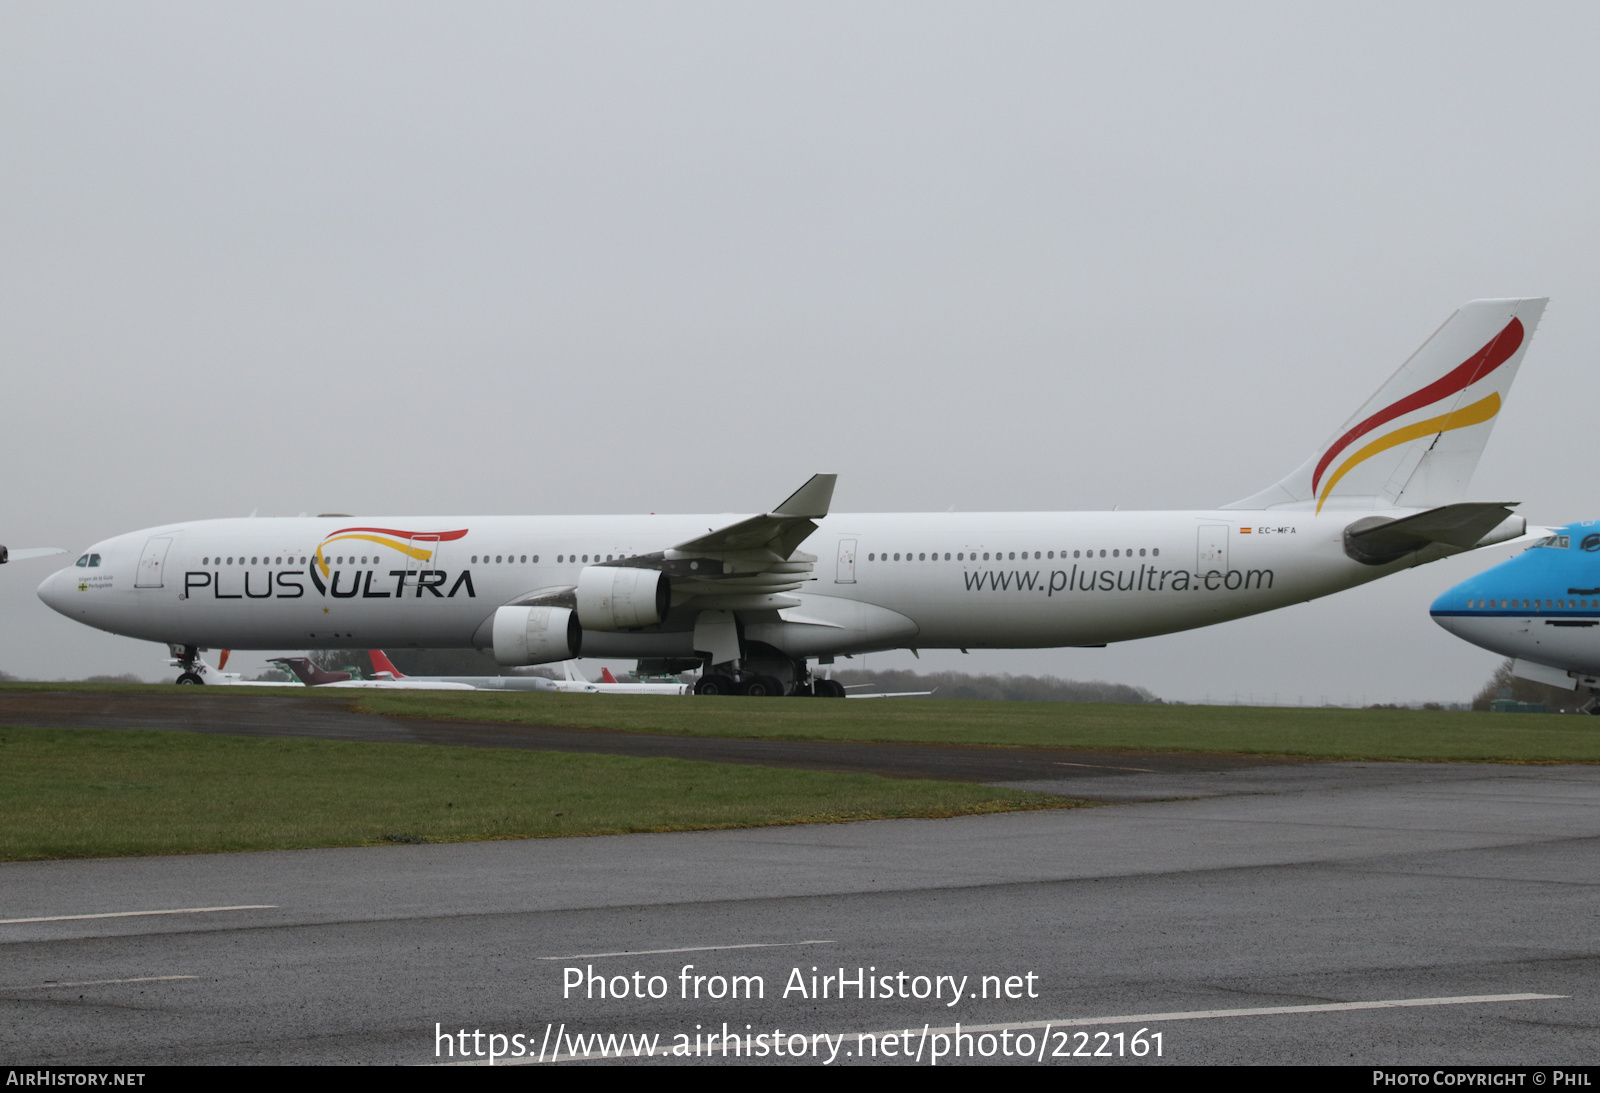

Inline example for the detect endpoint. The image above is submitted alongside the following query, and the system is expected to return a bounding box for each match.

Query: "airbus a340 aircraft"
[39,298,1546,696]
[1431,521,1600,705]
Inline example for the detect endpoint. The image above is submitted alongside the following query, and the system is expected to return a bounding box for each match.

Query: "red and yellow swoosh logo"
[313,526,468,577]
[1312,317,1522,513]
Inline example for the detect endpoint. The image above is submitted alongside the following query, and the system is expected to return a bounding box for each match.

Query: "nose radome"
[37,568,71,615]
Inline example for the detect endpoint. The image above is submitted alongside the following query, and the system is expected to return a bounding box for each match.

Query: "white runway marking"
[538,940,836,961]
[0,905,276,925]
[4,975,198,991]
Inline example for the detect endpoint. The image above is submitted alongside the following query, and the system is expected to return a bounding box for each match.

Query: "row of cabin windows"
[200,553,650,566]
[867,548,1161,563]
[470,554,626,564]
[1472,597,1596,610]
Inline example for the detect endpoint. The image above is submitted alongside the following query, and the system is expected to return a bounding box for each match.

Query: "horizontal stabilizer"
[1344,502,1521,565]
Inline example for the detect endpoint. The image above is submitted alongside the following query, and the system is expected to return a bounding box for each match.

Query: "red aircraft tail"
[368,650,406,680]
[601,667,618,683]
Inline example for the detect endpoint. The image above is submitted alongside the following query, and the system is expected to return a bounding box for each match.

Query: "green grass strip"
[0,726,1074,862]
[339,690,1600,763]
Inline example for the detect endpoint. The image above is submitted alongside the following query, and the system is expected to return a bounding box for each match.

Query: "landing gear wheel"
[695,674,736,696]
[789,682,814,697]
[740,674,785,697]
[816,679,846,698]
[176,672,205,685]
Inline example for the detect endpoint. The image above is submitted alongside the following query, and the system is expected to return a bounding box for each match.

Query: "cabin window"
[918,553,925,561]
[228,557,235,565]
[944,553,951,560]
[1139,548,1146,557]
[982,553,990,561]
[1113,549,1120,558]
[1152,548,1160,556]
[583,555,589,562]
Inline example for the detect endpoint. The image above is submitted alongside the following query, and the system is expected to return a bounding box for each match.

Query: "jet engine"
[492,605,582,666]
[575,566,670,631]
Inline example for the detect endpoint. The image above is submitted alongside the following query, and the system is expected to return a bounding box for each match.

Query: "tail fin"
[271,657,353,686]
[600,667,618,683]
[368,649,406,679]
[1226,298,1547,512]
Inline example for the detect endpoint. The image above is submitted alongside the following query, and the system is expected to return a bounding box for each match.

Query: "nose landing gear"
[168,643,206,685]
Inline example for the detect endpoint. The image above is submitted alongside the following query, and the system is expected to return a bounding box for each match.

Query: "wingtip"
[772,473,838,519]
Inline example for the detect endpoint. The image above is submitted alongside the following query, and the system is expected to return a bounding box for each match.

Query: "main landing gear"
[690,651,847,698]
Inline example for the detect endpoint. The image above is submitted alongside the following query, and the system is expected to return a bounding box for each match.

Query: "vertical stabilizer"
[1225,298,1546,512]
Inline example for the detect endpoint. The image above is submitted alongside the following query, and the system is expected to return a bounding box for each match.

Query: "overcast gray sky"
[2,2,1596,701]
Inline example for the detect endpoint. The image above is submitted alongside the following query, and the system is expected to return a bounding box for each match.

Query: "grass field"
[342,690,1600,763]
[0,726,1073,862]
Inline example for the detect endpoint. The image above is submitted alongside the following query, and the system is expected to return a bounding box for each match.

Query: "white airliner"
[39,298,1546,696]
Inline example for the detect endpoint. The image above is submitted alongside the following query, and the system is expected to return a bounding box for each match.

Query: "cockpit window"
[1532,535,1571,549]
[74,555,88,567]
[88,554,101,567]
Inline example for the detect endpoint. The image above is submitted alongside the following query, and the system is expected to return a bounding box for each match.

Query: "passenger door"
[835,538,858,584]
[134,537,172,588]
[1197,525,1228,575]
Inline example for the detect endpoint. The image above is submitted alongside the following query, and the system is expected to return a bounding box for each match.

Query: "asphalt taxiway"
[2,708,1596,1065]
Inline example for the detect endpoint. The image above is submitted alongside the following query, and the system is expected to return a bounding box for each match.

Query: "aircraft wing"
[500,475,838,616]
[1,546,67,564]
[846,690,936,699]
[669,474,836,556]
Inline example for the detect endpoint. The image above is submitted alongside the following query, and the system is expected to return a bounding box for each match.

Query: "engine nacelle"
[492,605,582,666]
[576,566,670,631]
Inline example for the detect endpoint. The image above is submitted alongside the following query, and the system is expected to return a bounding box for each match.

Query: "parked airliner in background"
[39,298,1547,696]
[366,649,557,692]
[270,656,476,691]
[1432,520,1600,707]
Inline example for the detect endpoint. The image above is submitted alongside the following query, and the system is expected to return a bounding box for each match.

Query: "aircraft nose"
[37,567,73,616]
[1429,587,1472,638]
